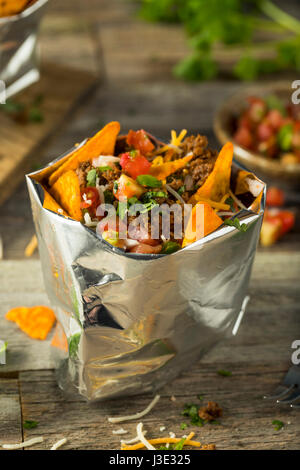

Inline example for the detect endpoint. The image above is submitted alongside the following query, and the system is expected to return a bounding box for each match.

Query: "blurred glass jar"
[0,0,48,101]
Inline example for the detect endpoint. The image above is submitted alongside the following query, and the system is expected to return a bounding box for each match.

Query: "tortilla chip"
[182,202,223,247]
[6,305,56,340]
[51,170,82,221]
[49,121,120,186]
[0,0,29,17]
[189,142,234,205]
[42,187,69,217]
[150,154,193,180]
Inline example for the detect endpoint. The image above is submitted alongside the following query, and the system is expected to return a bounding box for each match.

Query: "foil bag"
[26,143,266,401]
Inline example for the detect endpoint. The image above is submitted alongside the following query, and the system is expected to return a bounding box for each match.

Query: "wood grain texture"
[16,364,299,450]
[0,62,98,206]
[0,378,23,448]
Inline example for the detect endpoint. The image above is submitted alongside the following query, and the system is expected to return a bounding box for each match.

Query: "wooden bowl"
[214,82,300,190]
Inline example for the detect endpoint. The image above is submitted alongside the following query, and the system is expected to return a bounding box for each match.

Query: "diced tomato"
[80,187,100,210]
[128,222,160,246]
[266,187,285,207]
[247,97,266,123]
[127,129,155,155]
[114,174,145,201]
[276,210,295,236]
[267,109,283,131]
[129,243,162,254]
[260,218,282,247]
[257,121,273,141]
[234,126,253,149]
[120,150,151,179]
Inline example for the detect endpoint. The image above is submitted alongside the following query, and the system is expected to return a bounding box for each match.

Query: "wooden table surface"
[0,0,299,450]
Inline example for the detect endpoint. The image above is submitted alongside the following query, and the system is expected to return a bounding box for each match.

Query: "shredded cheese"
[50,438,67,450]
[159,426,166,432]
[121,432,201,450]
[112,428,128,435]
[136,422,156,450]
[108,394,160,424]
[229,189,247,210]
[2,436,44,450]
[84,212,98,227]
[194,197,230,211]
[121,431,147,446]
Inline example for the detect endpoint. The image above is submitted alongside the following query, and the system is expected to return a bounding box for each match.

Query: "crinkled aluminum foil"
[26,145,266,401]
[0,0,48,100]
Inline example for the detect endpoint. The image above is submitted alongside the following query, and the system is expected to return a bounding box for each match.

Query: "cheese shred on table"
[108,395,160,423]
[121,431,201,450]
[2,437,44,450]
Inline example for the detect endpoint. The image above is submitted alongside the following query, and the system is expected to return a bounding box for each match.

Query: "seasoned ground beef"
[198,401,222,422]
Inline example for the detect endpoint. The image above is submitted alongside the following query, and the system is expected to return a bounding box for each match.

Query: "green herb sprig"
[138,0,300,81]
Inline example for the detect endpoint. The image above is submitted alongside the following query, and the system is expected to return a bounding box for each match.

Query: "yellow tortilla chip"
[49,122,120,186]
[0,0,29,17]
[182,202,223,247]
[189,142,234,205]
[42,187,69,217]
[51,170,82,221]
[150,154,193,181]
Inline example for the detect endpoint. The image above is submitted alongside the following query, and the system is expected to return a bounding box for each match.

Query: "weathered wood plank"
[0,378,23,447]
[17,365,299,450]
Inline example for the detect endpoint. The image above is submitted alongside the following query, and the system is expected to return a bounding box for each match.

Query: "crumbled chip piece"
[6,306,56,340]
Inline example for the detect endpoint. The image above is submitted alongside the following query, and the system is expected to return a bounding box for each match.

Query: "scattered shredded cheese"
[121,431,147,446]
[169,431,176,438]
[84,212,98,227]
[121,432,201,451]
[2,436,44,450]
[136,422,156,450]
[50,438,67,450]
[165,184,185,204]
[92,155,120,167]
[112,428,128,435]
[229,189,247,210]
[159,426,166,432]
[108,394,160,424]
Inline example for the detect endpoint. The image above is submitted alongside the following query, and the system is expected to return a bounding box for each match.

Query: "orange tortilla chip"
[0,0,29,17]
[49,121,120,186]
[51,170,82,221]
[6,305,56,340]
[42,187,69,217]
[189,142,234,205]
[182,202,223,247]
[150,154,193,180]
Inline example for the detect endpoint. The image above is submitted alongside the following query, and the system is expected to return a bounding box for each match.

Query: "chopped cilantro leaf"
[104,190,114,204]
[161,241,181,254]
[217,369,232,377]
[273,420,284,431]
[98,166,113,172]
[23,420,38,429]
[173,437,186,450]
[223,217,248,232]
[86,169,97,186]
[178,185,186,195]
[136,174,162,188]
[180,423,188,430]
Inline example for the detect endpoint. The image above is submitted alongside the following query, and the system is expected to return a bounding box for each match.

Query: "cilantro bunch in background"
[137,0,300,81]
